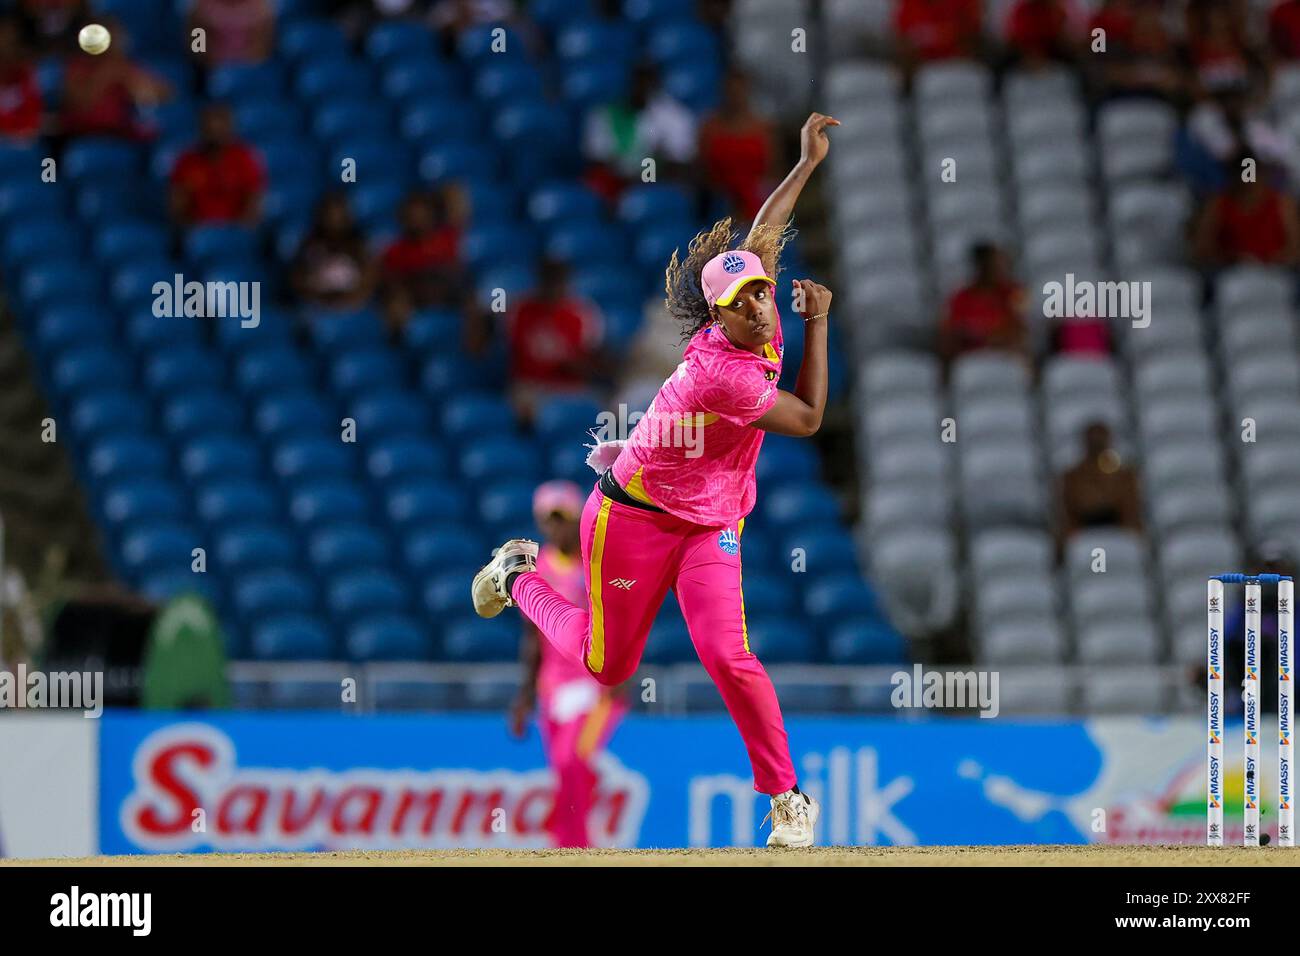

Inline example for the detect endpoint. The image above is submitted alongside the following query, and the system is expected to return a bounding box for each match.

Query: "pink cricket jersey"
[611,314,783,527]
[534,544,597,701]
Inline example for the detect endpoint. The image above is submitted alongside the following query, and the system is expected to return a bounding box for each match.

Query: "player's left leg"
[674,520,819,847]
[540,691,628,848]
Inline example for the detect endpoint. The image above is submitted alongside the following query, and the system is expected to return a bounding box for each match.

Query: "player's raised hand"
[799,113,840,167]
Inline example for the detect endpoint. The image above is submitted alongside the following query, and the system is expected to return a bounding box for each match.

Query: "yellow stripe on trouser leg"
[576,695,613,760]
[587,497,614,673]
[737,519,749,654]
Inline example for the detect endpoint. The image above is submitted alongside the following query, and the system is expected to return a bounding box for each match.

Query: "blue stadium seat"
[532,0,594,29]
[780,528,860,577]
[441,392,515,438]
[326,568,409,619]
[460,438,539,483]
[549,443,596,486]
[545,222,628,264]
[52,347,133,398]
[208,62,288,99]
[139,569,219,605]
[88,434,171,482]
[184,225,258,268]
[385,480,469,525]
[215,308,294,353]
[458,24,528,61]
[308,523,391,573]
[271,436,354,482]
[102,479,188,525]
[232,569,317,620]
[535,393,603,443]
[234,100,305,141]
[315,101,396,143]
[744,615,818,663]
[441,615,517,662]
[618,184,694,226]
[737,571,798,616]
[195,479,280,525]
[478,480,538,527]
[643,619,695,664]
[250,614,334,661]
[253,391,335,438]
[399,99,464,144]
[421,354,495,396]
[143,347,226,394]
[624,0,697,27]
[71,392,152,439]
[556,19,637,61]
[8,222,83,268]
[762,483,841,528]
[279,20,351,61]
[561,59,632,109]
[22,264,101,313]
[34,308,110,352]
[528,182,603,225]
[757,436,820,482]
[474,61,543,104]
[179,435,263,482]
[288,481,371,527]
[63,139,143,182]
[329,349,405,396]
[662,61,722,111]
[295,59,375,101]
[365,437,448,485]
[351,391,433,437]
[161,391,241,439]
[403,524,487,573]
[345,614,431,661]
[91,222,167,267]
[803,576,883,622]
[825,616,909,665]
[234,347,314,394]
[120,522,200,576]
[215,524,299,571]
[422,566,480,617]
[402,308,461,352]
[365,22,437,61]
[647,22,720,65]
[109,260,179,311]
[125,311,204,352]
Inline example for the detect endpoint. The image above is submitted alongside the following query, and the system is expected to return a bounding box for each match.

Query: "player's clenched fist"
[792,278,832,321]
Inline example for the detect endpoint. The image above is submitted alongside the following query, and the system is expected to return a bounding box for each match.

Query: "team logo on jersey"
[608,578,636,590]
[722,253,746,274]
[765,369,777,381]
[717,528,739,556]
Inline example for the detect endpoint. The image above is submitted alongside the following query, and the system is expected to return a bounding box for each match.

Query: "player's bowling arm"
[745,112,839,244]
[754,319,828,438]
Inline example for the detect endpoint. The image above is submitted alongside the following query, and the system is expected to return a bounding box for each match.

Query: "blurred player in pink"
[476,112,839,847]
[507,480,628,849]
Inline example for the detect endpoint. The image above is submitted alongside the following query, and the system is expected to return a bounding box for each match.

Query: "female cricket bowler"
[508,480,628,848]
[474,112,839,847]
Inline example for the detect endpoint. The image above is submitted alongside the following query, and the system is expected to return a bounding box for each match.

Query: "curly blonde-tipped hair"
[664,217,795,342]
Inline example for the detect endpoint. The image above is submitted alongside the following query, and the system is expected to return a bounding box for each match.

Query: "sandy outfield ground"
[5,845,1299,867]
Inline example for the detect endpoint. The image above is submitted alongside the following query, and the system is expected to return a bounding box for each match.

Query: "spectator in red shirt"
[698,70,775,222]
[1089,0,1183,101]
[507,257,606,418]
[290,193,379,310]
[0,18,42,142]
[894,0,983,74]
[1194,154,1300,267]
[169,103,266,227]
[381,187,466,330]
[1185,0,1258,97]
[1005,0,1078,68]
[939,242,1029,365]
[1270,0,1300,60]
[60,20,171,140]
[188,0,276,67]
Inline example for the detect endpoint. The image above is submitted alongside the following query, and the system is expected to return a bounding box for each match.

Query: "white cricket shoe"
[765,789,820,847]
[471,539,539,618]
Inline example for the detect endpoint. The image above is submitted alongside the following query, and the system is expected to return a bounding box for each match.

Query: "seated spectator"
[60,20,171,140]
[939,243,1029,365]
[894,0,983,72]
[188,0,276,67]
[429,0,531,57]
[0,17,42,142]
[698,69,775,221]
[169,103,266,227]
[1181,83,1298,193]
[506,257,606,418]
[1193,155,1300,267]
[16,0,87,56]
[380,187,466,327]
[1089,0,1183,101]
[583,63,695,201]
[290,193,379,310]
[1004,0,1078,69]
[1059,422,1142,542]
[1184,0,1258,98]
[1270,0,1300,60]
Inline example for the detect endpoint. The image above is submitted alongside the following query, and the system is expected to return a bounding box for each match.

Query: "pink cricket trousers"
[539,693,627,847]
[513,484,797,795]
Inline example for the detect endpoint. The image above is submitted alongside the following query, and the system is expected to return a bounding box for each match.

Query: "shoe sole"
[471,565,507,618]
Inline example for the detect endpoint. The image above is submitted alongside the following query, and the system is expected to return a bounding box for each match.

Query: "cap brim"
[713,274,776,307]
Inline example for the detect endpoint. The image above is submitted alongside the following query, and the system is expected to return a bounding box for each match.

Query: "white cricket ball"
[78,24,112,56]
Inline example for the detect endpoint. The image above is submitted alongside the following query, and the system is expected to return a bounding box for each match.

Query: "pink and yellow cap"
[701,249,775,307]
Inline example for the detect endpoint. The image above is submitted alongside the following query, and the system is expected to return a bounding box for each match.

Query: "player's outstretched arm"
[745,112,839,244]
[753,279,831,438]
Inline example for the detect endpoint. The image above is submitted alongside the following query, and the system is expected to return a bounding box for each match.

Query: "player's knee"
[588,659,634,686]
